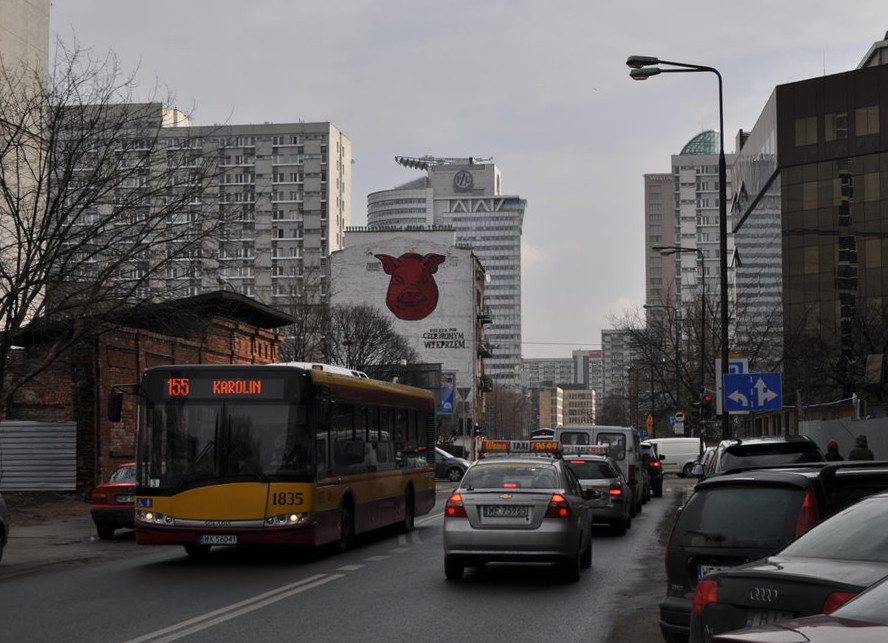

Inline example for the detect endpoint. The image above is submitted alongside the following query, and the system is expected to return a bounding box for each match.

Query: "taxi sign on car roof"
[480,439,560,454]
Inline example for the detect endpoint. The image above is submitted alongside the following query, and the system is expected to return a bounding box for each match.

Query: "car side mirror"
[690,463,705,478]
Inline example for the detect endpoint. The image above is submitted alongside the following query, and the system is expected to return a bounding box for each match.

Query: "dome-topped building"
[680,129,720,155]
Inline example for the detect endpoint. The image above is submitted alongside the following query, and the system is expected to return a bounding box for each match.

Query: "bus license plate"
[199,535,237,545]
[483,505,528,518]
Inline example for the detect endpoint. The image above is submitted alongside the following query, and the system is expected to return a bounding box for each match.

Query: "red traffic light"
[703,394,713,403]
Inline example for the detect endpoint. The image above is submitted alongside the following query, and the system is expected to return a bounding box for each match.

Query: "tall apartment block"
[67,105,351,316]
[367,156,525,385]
[572,349,604,394]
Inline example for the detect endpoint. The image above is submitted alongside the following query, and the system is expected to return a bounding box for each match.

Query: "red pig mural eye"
[375,252,446,321]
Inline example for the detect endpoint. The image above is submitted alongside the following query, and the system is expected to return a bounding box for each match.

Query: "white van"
[555,425,643,515]
[644,437,702,477]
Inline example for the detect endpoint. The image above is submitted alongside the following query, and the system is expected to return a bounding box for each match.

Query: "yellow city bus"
[109,363,436,557]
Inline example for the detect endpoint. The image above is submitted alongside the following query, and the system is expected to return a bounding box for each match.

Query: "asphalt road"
[0,478,691,643]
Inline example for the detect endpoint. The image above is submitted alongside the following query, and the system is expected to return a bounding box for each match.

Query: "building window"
[795,116,817,146]
[856,105,879,136]
[825,112,848,141]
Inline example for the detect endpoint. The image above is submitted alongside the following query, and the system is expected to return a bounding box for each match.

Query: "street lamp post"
[629,55,731,439]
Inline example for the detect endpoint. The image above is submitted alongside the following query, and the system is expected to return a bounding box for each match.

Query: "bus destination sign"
[164,377,286,399]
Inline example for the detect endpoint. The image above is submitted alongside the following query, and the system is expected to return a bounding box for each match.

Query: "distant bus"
[530,428,555,441]
[109,363,436,557]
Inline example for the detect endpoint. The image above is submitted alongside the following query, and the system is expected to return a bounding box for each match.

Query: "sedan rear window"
[781,496,888,562]
[565,460,617,480]
[464,464,558,490]
[676,485,805,549]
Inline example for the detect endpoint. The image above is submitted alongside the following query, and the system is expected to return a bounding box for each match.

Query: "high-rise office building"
[733,33,888,405]
[367,156,525,385]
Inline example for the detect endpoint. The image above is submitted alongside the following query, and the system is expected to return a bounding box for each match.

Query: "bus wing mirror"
[108,389,124,422]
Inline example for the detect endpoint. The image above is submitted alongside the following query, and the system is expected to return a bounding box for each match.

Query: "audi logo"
[749,587,779,602]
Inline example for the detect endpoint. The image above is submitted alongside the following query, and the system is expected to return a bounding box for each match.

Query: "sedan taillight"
[545,493,571,518]
[822,591,857,614]
[445,493,467,518]
[608,483,623,497]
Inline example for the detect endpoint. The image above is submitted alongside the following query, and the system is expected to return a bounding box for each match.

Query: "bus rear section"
[119,363,436,555]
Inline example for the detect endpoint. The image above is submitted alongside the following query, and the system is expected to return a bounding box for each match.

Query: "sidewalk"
[0,492,138,581]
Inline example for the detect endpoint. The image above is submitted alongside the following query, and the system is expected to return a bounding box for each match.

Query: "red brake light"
[445,493,467,518]
[794,488,818,537]
[503,482,518,488]
[650,461,662,469]
[692,580,718,615]
[568,460,585,464]
[822,591,857,614]
[545,493,571,518]
[609,483,623,497]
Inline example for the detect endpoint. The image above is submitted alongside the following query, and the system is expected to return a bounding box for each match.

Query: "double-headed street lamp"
[629,55,731,439]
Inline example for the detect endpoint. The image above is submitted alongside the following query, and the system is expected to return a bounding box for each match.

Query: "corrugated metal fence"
[0,421,77,491]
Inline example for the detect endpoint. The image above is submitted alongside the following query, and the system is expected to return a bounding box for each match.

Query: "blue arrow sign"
[723,373,782,412]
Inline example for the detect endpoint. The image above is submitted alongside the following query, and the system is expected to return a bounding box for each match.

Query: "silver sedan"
[443,455,594,582]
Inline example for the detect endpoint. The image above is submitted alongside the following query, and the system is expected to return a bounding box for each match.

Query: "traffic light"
[701,394,714,419]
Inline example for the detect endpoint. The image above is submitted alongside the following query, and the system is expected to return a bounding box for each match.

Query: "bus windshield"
[141,399,313,491]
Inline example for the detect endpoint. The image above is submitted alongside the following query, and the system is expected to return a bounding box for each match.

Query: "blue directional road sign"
[723,373,782,412]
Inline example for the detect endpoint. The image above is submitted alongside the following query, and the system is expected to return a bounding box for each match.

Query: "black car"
[641,441,664,497]
[690,490,888,641]
[695,435,825,478]
[660,461,888,643]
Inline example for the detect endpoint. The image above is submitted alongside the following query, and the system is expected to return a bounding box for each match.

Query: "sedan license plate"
[199,534,238,545]
[483,505,528,518]
[746,609,794,628]
[115,495,134,504]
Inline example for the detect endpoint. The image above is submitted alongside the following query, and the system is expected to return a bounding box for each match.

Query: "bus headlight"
[138,510,174,525]
[265,512,311,527]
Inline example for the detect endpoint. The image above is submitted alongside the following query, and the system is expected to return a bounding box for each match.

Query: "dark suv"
[694,435,825,478]
[659,461,888,643]
[640,441,664,497]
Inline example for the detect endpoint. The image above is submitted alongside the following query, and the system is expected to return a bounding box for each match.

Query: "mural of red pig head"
[374,252,446,321]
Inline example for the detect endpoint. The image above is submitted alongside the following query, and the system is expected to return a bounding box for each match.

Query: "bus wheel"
[184,544,211,559]
[337,502,355,552]
[400,489,415,534]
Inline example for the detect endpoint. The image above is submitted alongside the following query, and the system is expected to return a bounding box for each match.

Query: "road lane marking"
[121,573,344,643]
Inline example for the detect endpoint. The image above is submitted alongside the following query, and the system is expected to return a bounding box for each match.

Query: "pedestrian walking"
[848,434,875,460]
[824,440,843,461]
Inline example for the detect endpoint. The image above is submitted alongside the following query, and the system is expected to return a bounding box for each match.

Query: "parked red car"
[90,462,136,540]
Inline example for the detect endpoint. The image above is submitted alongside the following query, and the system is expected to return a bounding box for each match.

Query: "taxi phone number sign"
[481,440,559,453]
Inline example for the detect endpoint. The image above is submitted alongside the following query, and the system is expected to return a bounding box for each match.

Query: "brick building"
[3,291,293,492]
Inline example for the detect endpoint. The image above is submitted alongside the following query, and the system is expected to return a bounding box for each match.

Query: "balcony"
[478,375,493,393]
[478,306,494,324]
[477,342,493,358]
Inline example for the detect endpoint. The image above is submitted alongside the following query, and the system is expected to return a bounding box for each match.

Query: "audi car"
[689,490,888,642]
[443,441,594,582]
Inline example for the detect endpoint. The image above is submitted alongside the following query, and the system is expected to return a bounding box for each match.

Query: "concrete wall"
[800,416,888,461]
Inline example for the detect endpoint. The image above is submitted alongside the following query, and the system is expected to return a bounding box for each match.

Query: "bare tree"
[0,41,233,413]
[322,304,418,372]
[275,272,329,363]
[484,384,530,439]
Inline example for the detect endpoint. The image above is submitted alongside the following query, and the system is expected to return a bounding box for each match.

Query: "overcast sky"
[50,1,885,359]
